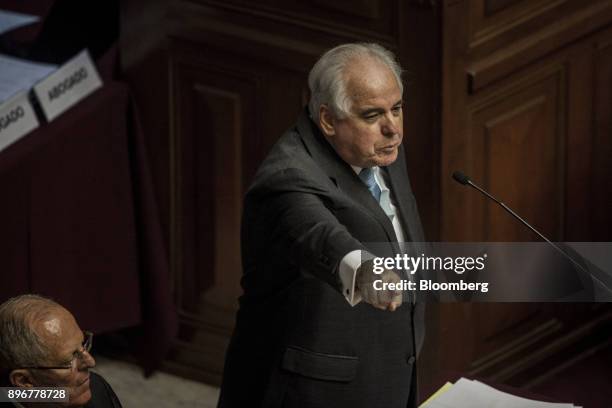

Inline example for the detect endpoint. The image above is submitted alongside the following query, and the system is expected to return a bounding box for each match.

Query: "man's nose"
[79,350,96,369]
[381,113,400,137]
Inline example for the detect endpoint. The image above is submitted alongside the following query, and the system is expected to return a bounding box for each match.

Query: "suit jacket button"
[406,355,416,364]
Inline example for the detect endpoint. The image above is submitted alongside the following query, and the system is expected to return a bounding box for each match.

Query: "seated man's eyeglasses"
[20,331,93,370]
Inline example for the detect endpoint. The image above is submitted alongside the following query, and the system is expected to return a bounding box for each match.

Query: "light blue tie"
[359,168,381,202]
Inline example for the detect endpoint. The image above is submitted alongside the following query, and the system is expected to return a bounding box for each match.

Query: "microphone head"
[452,171,471,185]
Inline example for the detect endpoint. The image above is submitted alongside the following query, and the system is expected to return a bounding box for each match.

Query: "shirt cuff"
[338,249,375,306]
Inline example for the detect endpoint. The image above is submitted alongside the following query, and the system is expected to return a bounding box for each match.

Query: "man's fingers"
[357,268,405,312]
[379,288,401,304]
[373,290,403,312]
[364,286,392,311]
[388,299,402,312]
[386,293,403,312]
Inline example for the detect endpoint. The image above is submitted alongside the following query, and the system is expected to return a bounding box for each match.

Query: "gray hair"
[308,43,403,124]
[0,295,60,370]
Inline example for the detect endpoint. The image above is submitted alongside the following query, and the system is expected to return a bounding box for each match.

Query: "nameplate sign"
[33,50,102,122]
[0,91,39,153]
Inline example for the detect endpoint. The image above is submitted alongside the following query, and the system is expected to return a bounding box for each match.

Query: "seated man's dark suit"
[84,372,123,408]
[218,109,426,408]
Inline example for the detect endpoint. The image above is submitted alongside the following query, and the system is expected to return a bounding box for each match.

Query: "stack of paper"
[421,378,581,408]
[0,54,56,104]
[0,9,39,35]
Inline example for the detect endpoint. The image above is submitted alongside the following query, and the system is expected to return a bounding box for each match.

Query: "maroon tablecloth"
[0,79,177,373]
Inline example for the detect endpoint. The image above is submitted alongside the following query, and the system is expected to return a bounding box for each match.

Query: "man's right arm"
[246,168,364,292]
[247,168,402,310]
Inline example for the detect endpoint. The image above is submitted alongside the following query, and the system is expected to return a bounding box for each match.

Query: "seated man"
[0,295,122,407]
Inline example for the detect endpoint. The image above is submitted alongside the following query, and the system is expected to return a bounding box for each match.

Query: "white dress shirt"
[338,165,407,306]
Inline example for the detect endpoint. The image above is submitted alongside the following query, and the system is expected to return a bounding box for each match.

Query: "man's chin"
[68,386,92,407]
[373,149,399,167]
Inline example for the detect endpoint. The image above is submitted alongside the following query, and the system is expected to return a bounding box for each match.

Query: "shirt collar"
[350,165,379,175]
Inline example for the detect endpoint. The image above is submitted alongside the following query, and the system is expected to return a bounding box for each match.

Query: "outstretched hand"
[356,260,403,311]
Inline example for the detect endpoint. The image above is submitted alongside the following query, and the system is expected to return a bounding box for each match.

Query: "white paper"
[425,377,578,408]
[0,91,39,153]
[0,9,39,34]
[33,49,102,122]
[471,380,575,408]
[0,54,56,104]
[426,378,492,408]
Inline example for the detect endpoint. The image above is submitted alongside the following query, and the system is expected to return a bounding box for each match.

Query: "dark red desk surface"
[0,80,177,373]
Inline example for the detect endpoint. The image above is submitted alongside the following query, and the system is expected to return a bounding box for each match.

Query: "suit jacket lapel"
[384,146,425,244]
[385,162,413,242]
[296,111,399,244]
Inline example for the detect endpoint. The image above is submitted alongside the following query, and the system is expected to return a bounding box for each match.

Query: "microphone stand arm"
[466,180,590,277]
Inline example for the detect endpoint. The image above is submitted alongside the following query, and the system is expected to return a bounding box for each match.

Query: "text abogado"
[33,50,103,121]
[0,105,24,133]
[0,92,40,153]
[47,67,87,101]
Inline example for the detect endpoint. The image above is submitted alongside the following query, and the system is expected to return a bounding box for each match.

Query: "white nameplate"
[0,91,39,153]
[33,50,103,122]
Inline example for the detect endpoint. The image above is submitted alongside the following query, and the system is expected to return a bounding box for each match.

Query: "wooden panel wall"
[432,0,612,398]
[442,0,612,242]
[121,0,612,400]
[122,0,441,385]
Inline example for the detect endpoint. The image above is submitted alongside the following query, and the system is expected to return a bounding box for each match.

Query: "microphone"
[452,171,470,186]
[451,170,590,277]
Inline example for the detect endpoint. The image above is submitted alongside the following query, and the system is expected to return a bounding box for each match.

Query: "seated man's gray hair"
[307,43,403,124]
[0,295,59,371]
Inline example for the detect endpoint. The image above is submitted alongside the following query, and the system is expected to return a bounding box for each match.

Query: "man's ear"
[9,369,35,388]
[318,105,336,138]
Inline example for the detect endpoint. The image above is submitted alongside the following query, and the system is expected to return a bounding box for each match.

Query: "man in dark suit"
[218,43,426,408]
[0,295,122,408]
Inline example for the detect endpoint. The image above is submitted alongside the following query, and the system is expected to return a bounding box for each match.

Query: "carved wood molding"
[467,0,612,92]
[524,337,612,389]
[468,319,563,376]
[176,0,399,45]
[407,0,438,9]
[167,5,325,63]
[468,0,568,50]
[469,310,612,383]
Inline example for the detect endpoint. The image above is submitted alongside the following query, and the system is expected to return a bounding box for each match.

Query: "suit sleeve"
[243,167,366,294]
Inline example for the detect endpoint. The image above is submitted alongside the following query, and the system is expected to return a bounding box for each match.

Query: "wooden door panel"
[468,68,564,241]
[169,49,256,383]
[167,37,311,383]
[593,38,612,241]
[437,0,612,396]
